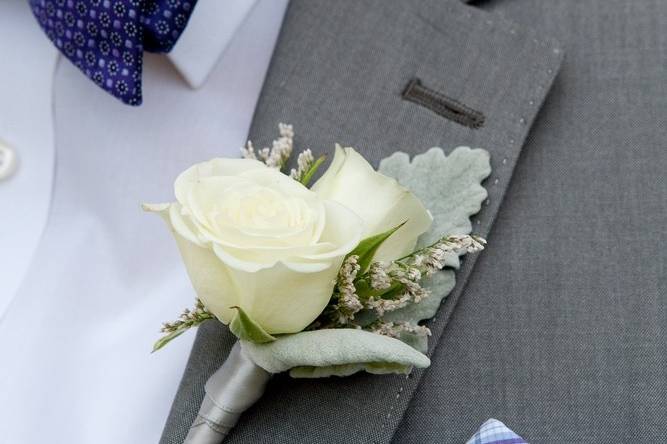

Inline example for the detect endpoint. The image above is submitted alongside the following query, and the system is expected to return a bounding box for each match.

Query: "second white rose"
[313,145,432,262]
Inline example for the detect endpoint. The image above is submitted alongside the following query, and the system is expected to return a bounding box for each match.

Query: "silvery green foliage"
[379,147,491,259]
[247,147,490,376]
[242,329,430,377]
[377,147,491,352]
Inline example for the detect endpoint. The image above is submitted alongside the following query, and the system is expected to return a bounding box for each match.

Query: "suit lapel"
[161,0,563,443]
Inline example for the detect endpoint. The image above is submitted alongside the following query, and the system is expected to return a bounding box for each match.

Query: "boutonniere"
[144,124,491,443]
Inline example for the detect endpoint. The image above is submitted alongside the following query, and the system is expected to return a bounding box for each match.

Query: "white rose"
[312,145,432,262]
[145,158,363,334]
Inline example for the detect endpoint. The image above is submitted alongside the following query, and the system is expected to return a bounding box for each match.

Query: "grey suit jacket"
[161,0,667,442]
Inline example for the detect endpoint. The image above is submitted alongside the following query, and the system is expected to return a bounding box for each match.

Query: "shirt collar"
[167,0,259,89]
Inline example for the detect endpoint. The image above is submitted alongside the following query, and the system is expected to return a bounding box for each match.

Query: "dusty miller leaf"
[242,329,430,377]
[377,147,491,352]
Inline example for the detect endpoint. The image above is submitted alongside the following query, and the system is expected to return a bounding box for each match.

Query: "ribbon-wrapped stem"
[184,342,271,444]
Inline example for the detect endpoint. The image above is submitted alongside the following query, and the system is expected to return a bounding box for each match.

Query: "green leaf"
[152,327,189,353]
[300,155,327,186]
[229,306,276,343]
[151,300,215,353]
[355,279,402,301]
[242,328,430,377]
[349,221,406,272]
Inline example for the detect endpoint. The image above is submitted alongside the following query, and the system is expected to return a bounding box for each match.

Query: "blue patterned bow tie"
[30,0,199,106]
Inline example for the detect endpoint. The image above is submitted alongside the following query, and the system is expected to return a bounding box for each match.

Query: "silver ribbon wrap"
[184,342,271,444]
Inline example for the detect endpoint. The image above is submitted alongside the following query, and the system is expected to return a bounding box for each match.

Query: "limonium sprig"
[289,148,314,180]
[331,255,363,324]
[241,123,294,169]
[153,299,214,352]
[241,123,327,186]
[311,233,486,336]
[289,149,328,186]
[368,320,432,339]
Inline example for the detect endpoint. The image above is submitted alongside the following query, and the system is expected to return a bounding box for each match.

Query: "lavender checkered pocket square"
[466,419,527,444]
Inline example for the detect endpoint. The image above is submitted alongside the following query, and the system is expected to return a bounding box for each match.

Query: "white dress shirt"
[0,0,58,317]
[0,0,288,443]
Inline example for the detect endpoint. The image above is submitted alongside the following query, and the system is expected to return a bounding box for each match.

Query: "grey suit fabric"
[393,0,667,443]
[161,0,666,443]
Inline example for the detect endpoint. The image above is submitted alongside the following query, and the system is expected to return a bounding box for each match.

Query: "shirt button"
[0,141,18,181]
